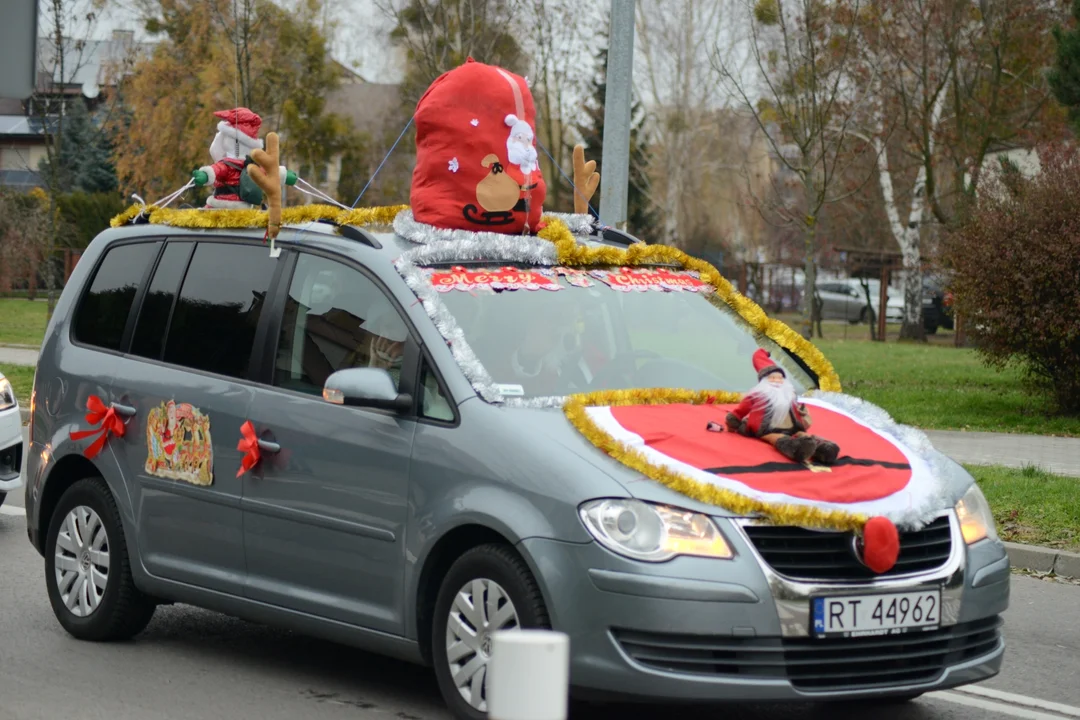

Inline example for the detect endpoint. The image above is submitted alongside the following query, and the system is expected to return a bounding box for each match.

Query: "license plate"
[811,589,941,638]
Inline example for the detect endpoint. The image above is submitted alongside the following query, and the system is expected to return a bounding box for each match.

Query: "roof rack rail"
[316,218,383,249]
[592,225,645,247]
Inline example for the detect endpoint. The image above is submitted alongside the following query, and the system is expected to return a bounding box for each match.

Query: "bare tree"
[377,0,528,104]
[714,0,872,339]
[520,0,592,211]
[850,0,1064,341]
[635,0,741,247]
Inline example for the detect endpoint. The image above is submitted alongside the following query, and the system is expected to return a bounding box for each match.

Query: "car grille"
[614,616,1002,691]
[741,515,953,581]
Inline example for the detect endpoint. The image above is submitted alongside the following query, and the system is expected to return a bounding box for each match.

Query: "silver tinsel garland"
[811,391,975,528]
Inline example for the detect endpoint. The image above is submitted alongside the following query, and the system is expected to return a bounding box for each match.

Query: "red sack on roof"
[410,58,547,234]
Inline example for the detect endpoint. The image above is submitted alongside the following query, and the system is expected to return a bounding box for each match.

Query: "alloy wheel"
[444,578,520,712]
[53,506,110,618]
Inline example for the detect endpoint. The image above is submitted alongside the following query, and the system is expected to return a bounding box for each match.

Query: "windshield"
[423,264,817,399]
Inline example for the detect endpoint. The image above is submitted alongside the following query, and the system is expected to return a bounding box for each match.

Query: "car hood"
[504,392,976,528]
[506,406,735,516]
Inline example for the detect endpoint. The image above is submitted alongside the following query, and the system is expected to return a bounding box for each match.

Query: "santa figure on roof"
[192,107,265,209]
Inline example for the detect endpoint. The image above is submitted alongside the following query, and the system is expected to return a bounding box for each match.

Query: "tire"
[44,476,156,642]
[431,544,551,720]
[0,492,5,507]
[859,307,875,325]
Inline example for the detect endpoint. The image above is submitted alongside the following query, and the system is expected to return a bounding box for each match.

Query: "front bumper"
[0,407,23,494]
[520,512,1009,703]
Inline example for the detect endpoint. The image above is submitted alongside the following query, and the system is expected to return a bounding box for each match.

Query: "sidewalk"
[923,429,1080,477]
[0,346,38,366]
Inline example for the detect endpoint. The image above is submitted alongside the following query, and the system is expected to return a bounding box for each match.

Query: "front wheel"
[431,544,551,720]
[44,476,157,641]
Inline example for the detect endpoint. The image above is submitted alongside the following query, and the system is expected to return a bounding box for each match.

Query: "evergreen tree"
[39,99,118,194]
[576,38,658,239]
[1049,0,1080,135]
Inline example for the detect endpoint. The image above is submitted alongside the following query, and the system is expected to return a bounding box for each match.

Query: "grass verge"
[0,298,47,346]
[816,339,1080,437]
[969,464,1080,551]
[0,363,34,405]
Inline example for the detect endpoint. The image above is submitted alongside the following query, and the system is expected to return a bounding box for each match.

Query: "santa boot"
[774,436,815,463]
[812,438,840,465]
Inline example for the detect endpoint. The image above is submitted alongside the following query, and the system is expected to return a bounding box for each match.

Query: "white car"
[0,371,23,508]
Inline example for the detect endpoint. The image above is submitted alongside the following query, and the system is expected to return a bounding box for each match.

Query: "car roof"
[91,218,652,268]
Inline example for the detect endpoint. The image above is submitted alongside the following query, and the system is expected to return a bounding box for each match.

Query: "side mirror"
[323,367,413,413]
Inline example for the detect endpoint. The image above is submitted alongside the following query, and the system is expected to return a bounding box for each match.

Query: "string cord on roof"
[351,116,414,209]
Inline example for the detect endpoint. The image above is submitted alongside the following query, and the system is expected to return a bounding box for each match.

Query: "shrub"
[941,144,1080,414]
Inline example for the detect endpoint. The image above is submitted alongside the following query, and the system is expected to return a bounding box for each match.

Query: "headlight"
[579,499,733,562]
[0,374,16,411]
[955,484,998,545]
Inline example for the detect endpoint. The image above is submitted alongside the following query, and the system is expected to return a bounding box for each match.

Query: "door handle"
[110,402,137,417]
[257,439,281,454]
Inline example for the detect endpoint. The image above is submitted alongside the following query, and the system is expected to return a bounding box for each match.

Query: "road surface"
[2,428,1079,720]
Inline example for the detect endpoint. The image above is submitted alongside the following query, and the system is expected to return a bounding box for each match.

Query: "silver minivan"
[23,216,1009,719]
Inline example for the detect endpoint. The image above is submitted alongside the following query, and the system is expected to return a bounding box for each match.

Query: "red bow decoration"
[69,395,125,460]
[236,420,261,478]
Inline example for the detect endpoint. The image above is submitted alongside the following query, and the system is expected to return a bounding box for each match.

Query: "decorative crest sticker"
[145,400,214,486]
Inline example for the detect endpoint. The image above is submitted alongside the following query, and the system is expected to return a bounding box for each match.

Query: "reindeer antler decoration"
[248,132,283,257]
[572,144,600,215]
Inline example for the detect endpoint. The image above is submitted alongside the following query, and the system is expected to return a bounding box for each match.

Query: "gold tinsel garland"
[537,216,841,392]
[110,203,409,230]
[563,388,869,532]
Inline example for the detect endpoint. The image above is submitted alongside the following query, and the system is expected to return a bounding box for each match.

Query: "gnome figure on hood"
[725,349,841,465]
[192,107,265,209]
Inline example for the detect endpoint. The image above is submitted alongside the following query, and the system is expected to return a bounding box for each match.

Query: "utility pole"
[599,0,635,231]
[0,0,36,98]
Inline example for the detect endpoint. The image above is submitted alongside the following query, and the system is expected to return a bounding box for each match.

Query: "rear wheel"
[431,544,551,720]
[44,476,156,641]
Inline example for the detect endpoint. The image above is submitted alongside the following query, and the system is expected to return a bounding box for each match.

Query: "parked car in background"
[816,280,903,324]
[923,276,955,334]
[0,370,23,508]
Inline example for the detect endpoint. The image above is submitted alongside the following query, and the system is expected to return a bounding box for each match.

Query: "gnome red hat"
[212,107,263,154]
[411,58,547,234]
[753,348,785,380]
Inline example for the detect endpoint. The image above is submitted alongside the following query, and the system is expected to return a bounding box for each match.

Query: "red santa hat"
[410,58,547,234]
[213,107,263,152]
[752,348,785,380]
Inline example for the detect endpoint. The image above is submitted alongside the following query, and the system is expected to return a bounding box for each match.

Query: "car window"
[73,241,161,352]
[162,242,279,379]
[130,241,194,360]
[274,253,409,397]
[420,360,454,422]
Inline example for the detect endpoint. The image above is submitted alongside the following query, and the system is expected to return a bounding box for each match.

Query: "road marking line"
[0,505,26,516]
[954,686,1080,718]
[930,691,1075,719]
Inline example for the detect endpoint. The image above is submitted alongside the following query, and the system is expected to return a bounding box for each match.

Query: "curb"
[1005,541,1080,579]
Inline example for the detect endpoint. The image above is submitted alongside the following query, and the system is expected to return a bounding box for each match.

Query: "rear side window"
[131,241,194,360]
[162,242,279,379]
[73,241,161,351]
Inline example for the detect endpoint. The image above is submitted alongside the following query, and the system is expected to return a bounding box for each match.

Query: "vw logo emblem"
[850,534,869,568]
